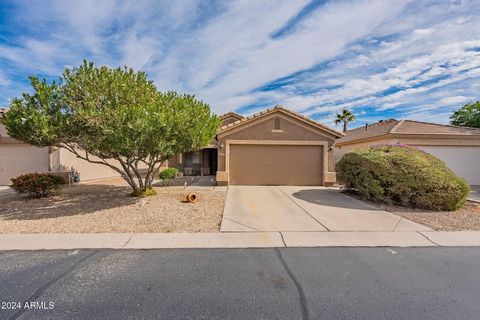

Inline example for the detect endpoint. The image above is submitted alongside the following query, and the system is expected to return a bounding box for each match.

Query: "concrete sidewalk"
[1,231,480,250]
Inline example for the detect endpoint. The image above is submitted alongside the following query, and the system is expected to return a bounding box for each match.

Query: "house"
[0,108,149,185]
[1,105,342,186]
[336,119,480,185]
[169,106,344,186]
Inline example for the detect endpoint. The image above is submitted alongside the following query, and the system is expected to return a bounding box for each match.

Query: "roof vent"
[274,117,281,130]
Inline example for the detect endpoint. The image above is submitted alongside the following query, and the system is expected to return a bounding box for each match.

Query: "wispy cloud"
[0,0,479,130]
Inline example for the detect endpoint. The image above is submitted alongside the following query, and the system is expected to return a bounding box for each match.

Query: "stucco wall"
[53,148,156,182]
[53,148,121,182]
[0,123,8,137]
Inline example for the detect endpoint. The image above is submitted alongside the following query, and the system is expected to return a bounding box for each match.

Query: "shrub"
[336,145,471,211]
[159,168,178,180]
[10,173,66,198]
[130,187,157,197]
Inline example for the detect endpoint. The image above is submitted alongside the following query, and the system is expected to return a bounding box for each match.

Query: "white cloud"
[440,96,473,104]
[0,71,10,87]
[0,0,479,126]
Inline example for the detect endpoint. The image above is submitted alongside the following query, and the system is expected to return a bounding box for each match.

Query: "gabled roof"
[337,119,480,144]
[219,105,344,138]
[219,112,244,121]
[393,120,480,135]
[336,119,399,144]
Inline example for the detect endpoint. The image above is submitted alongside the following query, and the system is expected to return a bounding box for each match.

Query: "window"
[185,151,200,166]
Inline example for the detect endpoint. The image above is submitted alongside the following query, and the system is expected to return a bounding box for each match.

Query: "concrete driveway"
[221,186,430,232]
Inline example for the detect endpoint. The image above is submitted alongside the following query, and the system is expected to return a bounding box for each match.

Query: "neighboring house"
[336,119,480,185]
[170,106,344,186]
[0,108,151,185]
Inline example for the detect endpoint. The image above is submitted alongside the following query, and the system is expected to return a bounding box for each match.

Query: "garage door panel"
[0,145,49,185]
[417,146,480,185]
[229,144,323,185]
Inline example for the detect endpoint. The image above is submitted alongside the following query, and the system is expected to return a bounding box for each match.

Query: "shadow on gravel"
[0,185,137,220]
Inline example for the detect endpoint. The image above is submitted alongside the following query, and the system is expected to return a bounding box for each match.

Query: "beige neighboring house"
[336,119,480,185]
[169,106,344,186]
[0,108,141,185]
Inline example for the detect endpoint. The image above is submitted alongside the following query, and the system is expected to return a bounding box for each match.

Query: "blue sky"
[0,0,479,130]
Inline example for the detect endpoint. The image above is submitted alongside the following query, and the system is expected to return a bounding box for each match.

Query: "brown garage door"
[229,144,323,185]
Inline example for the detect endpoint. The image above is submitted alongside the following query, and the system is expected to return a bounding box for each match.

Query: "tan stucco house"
[170,106,344,186]
[336,119,480,185]
[0,108,135,185]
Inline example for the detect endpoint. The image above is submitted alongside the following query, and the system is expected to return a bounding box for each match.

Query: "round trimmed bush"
[336,145,470,211]
[159,167,178,180]
[10,172,66,198]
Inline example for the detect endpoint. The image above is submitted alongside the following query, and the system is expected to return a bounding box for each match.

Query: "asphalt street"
[1,247,480,320]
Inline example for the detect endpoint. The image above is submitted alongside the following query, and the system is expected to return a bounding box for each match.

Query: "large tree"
[450,101,480,128]
[334,108,356,132]
[1,61,220,196]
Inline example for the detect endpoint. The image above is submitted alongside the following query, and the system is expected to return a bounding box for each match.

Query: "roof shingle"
[393,120,480,135]
[336,119,399,143]
[337,119,480,144]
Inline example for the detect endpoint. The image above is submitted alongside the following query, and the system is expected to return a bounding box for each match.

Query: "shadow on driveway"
[291,188,382,211]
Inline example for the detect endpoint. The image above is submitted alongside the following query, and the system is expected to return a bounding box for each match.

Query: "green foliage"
[450,101,480,128]
[130,187,157,198]
[333,108,356,132]
[10,173,65,198]
[336,145,471,211]
[1,61,221,196]
[159,168,178,180]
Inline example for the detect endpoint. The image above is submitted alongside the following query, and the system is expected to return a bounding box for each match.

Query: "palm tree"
[334,108,356,132]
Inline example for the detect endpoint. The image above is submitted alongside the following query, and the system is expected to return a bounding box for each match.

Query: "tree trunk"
[343,122,347,132]
[144,160,165,189]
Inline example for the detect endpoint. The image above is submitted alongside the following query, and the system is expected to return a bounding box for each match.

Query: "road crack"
[274,248,310,320]
[8,250,104,320]
[417,231,441,246]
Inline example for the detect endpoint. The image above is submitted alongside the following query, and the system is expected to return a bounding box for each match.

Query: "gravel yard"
[387,201,480,231]
[0,184,226,233]
[338,188,480,231]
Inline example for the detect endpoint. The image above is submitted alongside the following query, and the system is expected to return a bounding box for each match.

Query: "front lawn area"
[0,183,226,234]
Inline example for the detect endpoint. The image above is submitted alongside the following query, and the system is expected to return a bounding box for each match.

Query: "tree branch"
[60,143,138,190]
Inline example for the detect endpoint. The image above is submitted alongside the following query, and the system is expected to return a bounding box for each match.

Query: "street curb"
[1,231,480,250]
